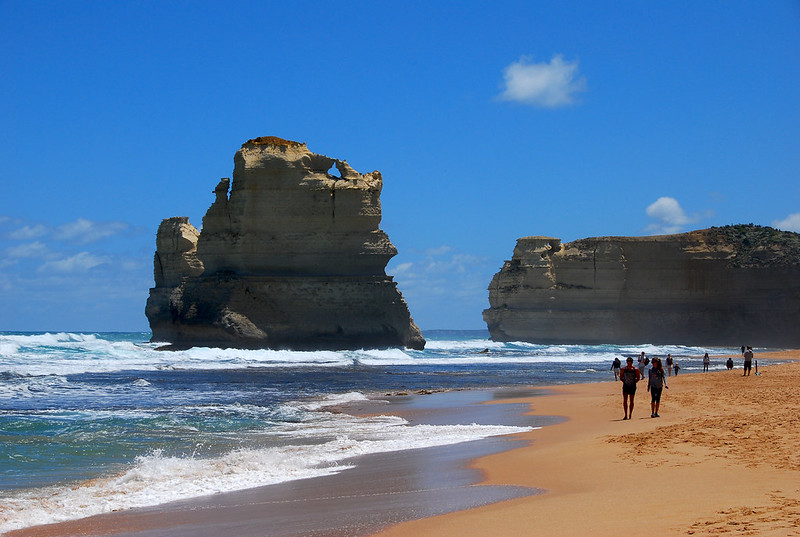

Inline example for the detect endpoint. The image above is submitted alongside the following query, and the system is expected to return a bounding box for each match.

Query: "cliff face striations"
[483,226,800,347]
[146,136,425,350]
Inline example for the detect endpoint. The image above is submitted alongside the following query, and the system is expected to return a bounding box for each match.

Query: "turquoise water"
[0,331,743,532]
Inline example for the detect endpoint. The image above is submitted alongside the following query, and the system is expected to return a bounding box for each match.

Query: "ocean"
[0,330,743,533]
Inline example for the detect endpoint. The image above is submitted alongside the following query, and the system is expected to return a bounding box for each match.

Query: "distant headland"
[484,225,800,347]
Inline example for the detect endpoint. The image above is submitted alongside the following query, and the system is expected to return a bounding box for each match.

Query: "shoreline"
[6,351,798,536]
[4,390,552,537]
[371,350,800,536]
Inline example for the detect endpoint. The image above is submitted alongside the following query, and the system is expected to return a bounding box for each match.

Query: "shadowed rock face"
[146,137,424,350]
[483,226,800,347]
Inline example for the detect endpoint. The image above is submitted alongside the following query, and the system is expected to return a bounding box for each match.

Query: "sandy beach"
[373,350,800,537]
[7,351,799,537]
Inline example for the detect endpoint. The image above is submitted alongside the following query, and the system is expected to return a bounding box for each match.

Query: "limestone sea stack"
[145,136,425,350]
[483,225,800,347]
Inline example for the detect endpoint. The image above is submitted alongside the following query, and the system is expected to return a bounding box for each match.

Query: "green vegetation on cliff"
[705,224,800,268]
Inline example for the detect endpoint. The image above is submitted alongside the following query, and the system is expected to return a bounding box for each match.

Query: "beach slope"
[372,351,800,537]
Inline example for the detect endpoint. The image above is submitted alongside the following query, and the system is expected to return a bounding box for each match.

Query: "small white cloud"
[38,252,109,273]
[6,241,50,259]
[424,245,454,256]
[773,213,800,233]
[392,262,414,275]
[53,218,129,243]
[498,54,586,108]
[7,224,49,240]
[390,247,491,297]
[424,253,485,275]
[119,258,145,272]
[645,197,696,235]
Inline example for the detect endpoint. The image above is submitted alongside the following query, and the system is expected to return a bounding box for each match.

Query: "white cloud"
[6,241,50,259]
[2,217,130,244]
[53,218,129,243]
[7,224,49,240]
[498,54,586,108]
[424,253,485,275]
[423,245,454,256]
[119,258,145,272]
[393,262,414,275]
[644,197,696,235]
[38,252,110,273]
[772,213,800,233]
[388,246,491,296]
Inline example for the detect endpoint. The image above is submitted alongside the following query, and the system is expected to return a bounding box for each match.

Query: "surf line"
[175,483,540,512]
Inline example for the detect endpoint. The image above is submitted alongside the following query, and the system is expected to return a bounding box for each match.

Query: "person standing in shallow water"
[703,352,710,372]
[621,357,641,420]
[647,357,668,417]
[611,357,621,381]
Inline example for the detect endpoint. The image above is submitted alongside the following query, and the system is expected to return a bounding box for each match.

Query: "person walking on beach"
[611,357,621,381]
[638,352,646,379]
[702,352,710,372]
[665,353,673,376]
[743,346,754,376]
[647,357,668,417]
[673,362,680,376]
[621,357,641,420]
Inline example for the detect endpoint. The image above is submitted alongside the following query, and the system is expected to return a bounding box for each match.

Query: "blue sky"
[1,1,799,332]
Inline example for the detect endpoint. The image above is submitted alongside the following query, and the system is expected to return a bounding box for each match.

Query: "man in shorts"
[621,357,641,420]
[743,346,754,376]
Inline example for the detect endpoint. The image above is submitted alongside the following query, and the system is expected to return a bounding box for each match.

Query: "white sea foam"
[0,333,744,378]
[0,341,20,356]
[616,344,721,356]
[0,409,533,533]
[423,338,507,351]
[299,391,371,410]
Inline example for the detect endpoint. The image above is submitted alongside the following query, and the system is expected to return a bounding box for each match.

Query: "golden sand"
[371,351,800,537]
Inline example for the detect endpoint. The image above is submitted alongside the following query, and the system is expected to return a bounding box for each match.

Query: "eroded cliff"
[483,225,800,346]
[145,136,425,350]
